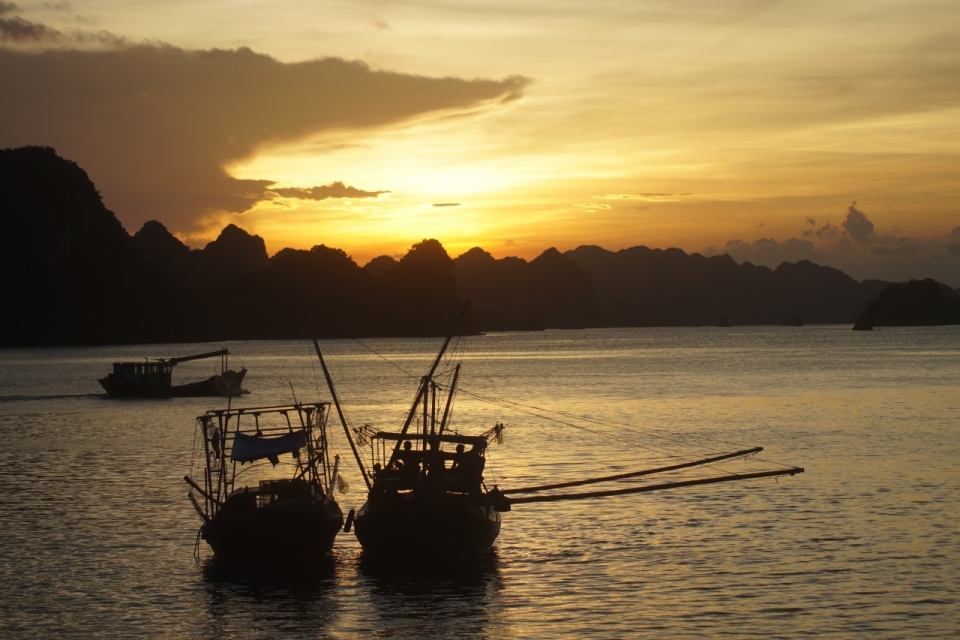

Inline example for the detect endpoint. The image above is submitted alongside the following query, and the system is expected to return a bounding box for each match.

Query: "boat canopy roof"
[231,429,309,463]
[373,431,488,447]
[204,402,327,419]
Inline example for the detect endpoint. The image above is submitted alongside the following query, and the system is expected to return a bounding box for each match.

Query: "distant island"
[2,146,957,346]
[853,279,960,330]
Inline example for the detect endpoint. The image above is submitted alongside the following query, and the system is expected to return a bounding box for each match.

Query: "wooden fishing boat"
[99,348,246,397]
[310,304,510,558]
[184,402,345,564]
[311,301,805,560]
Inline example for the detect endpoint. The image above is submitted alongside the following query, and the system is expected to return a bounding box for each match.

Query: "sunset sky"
[2,0,959,284]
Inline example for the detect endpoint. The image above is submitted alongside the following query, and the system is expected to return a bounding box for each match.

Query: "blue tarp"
[231,429,308,463]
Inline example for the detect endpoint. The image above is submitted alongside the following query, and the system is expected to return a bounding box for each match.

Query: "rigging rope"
[344,335,790,476]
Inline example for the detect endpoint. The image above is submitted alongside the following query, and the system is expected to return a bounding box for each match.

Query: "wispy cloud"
[432,202,460,207]
[0,9,127,46]
[270,182,388,201]
[0,15,61,42]
[593,193,694,202]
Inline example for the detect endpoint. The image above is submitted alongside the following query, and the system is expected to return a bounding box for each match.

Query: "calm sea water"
[1,326,958,638]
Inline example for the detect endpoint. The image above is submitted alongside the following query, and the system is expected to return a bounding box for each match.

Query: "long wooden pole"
[312,338,372,490]
[501,467,804,505]
[504,447,764,494]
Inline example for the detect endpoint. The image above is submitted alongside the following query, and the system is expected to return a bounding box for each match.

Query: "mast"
[312,338,372,490]
[387,299,471,466]
[438,363,460,436]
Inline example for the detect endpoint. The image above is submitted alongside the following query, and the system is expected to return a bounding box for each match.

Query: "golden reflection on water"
[0,326,958,637]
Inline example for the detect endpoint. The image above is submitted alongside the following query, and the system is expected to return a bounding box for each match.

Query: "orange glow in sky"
[1,0,959,282]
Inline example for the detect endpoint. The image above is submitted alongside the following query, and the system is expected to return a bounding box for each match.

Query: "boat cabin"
[109,361,174,388]
[366,430,500,496]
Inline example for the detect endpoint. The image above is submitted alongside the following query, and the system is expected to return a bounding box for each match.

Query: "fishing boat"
[312,302,805,560]
[310,304,509,558]
[99,348,246,397]
[184,402,345,564]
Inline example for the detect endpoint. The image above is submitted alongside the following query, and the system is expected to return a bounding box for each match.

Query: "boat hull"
[354,495,501,557]
[99,369,247,397]
[201,503,343,564]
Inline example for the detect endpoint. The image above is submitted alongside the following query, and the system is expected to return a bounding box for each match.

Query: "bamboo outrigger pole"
[504,447,764,494]
[501,466,804,505]
[312,338,372,491]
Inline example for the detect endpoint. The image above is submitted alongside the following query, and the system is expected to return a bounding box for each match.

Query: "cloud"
[945,227,960,258]
[805,217,816,226]
[0,7,125,46]
[709,237,819,266]
[841,201,875,244]
[0,43,528,234]
[0,15,61,43]
[574,203,611,209]
[594,193,693,202]
[369,17,391,30]
[871,236,925,256]
[432,202,460,207]
[705,205,960,286]
[815,221,843,239]
[270,182,388,201]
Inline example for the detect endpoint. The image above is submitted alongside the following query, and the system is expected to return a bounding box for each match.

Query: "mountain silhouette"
[564,245,888,326]
[0,146,189,345]
[133,220,268,288]
[853,279,960,330]
[4,146,956,346]
[453,247,601,330]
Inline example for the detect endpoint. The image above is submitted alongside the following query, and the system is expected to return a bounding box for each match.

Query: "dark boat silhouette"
[311,304,509,558]
[310,301,805,561]
[98,348,246,397]
[185,402,345,565]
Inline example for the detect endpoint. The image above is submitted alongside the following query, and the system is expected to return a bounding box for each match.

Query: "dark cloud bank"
[0,33,527,233]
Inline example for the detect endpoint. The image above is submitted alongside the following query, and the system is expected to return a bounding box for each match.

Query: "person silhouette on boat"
[395,440,421,486]
[447,443,484,493]
[427,439,446,479]
[450,443,465,470]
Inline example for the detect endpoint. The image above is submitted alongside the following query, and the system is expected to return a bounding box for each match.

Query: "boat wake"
[0,393,103,403]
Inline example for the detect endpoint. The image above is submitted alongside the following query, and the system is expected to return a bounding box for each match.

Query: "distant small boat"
[781,317,805,327]
[98,348,246,397]
[185,402,345,564]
